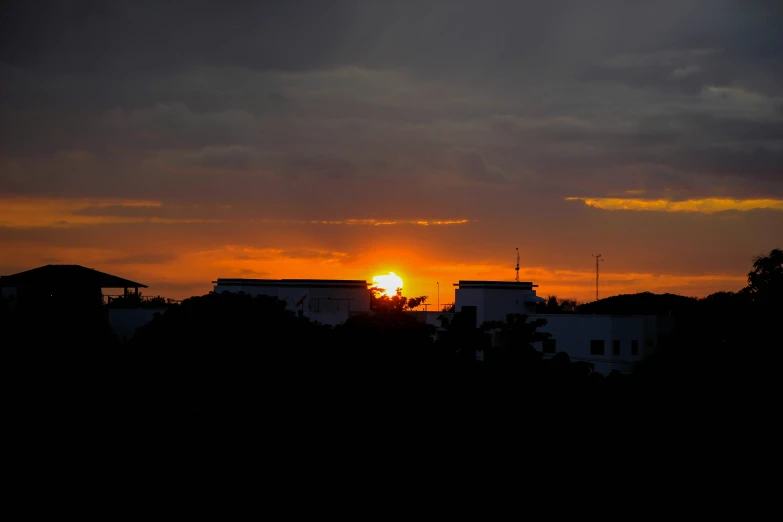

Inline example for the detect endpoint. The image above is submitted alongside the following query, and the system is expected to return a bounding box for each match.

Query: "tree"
[537,295,577,313]
[747,248,783,307]
[406,295,428,310]
[127,291,328,417]
[369,287,428,313]
[434,306,491,364]
[558,298,577,312]
[481,313,551,365]
[542,295,560,312]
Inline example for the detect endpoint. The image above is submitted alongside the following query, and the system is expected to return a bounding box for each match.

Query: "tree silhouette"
[481,313,551,365]
[434,306,491,365]
[537,295,577,313]
[405,295,428,310]
[369,287,428,313]
[543,295,560,312]
[127,291,329,417]
[747,248,783,308]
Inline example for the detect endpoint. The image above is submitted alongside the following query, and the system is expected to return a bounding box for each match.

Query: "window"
[542,339,557,354]
[461,305,477,328]
[613,340,621,356]
[631,340,639,355]
[590,340,605,355]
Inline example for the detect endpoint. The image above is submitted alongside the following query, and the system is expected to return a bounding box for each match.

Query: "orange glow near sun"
[372,272,403,297]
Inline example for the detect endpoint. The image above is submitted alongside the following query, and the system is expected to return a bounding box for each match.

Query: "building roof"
[0,265,148,289]
[214,278,370,288]
[454,280,538,289]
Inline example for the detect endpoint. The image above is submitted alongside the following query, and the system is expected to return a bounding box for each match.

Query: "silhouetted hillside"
[577,292,698,316]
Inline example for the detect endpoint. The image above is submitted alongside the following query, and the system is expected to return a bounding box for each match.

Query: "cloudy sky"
[1,0,781,303]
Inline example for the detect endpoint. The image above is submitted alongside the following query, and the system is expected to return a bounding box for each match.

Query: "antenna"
[515,247,520,282]
[592,254,604,301]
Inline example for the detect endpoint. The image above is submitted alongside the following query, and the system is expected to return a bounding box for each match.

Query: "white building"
[453,280,546,325]
[453,279,657,374]
[534,314,657,375]
[213,278,371,326]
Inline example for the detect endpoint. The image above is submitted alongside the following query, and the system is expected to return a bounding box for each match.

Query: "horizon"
[0,258,760,306]
[2,1,781,303]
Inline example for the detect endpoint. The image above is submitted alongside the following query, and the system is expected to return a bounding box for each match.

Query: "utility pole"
[515,247,520,283]
[437,282,440,312]
[592,254,603,301]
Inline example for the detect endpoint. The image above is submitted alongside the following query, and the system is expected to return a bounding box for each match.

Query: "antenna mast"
[515,247,520,283]
[592,254,603,301]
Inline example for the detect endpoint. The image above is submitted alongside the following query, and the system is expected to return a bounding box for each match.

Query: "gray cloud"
[0,0,781,213]
[106,253,179,265]
[286,156,357,180]
[453,149,507,183]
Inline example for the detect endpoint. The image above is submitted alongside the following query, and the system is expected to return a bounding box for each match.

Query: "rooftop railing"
[103,294,181,308]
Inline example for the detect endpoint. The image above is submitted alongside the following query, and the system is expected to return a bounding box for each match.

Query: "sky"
[1,0,782,305]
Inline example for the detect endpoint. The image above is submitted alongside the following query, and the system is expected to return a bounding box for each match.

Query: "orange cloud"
[566,196,783,213]
[0,196,472,228]
[256,219,471,226]
[0,196,212,227]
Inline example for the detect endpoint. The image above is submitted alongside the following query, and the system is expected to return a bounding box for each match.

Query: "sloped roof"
[0,265,147,288]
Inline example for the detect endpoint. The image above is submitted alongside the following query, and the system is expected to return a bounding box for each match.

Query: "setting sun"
[372,272,403,297]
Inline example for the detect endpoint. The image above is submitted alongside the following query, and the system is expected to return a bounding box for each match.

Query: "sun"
[372,272,403,297]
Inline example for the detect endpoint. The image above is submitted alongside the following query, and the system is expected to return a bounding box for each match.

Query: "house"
[0,264,147,309]
[452,279,657,374]
[213,278,372,326]
[0,264,162,341]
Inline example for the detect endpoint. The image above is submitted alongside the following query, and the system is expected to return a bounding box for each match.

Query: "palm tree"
[481,313,551,364]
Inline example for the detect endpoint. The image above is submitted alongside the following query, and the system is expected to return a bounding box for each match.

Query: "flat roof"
[454,280,538,288]
[214,278,370,288]
[534,313,658,319]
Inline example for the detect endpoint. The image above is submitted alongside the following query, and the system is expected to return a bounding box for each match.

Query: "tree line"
[1,248,779,429]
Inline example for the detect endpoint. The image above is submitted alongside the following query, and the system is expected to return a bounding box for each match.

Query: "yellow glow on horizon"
[566,196,783,213]
[0,237,750,304]
[372,272,403,297]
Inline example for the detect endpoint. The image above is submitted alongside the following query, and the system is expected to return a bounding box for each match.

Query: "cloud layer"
[1,0,781,301]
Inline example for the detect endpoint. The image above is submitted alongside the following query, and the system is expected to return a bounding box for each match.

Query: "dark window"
[631,340,639,355]
[542,339,556,354]
[613,340,621,355]
[590,340,605,355]
[460,305,477,328]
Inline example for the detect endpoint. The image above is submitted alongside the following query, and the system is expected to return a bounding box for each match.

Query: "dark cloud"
[286,156,357,180]
[279,250,348,260]
[0,1,348,73]
[453,149,507,183]
[236,269,270,277]
[668,145,783,182]
[106,253,178,265]
[0,0,782,297]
